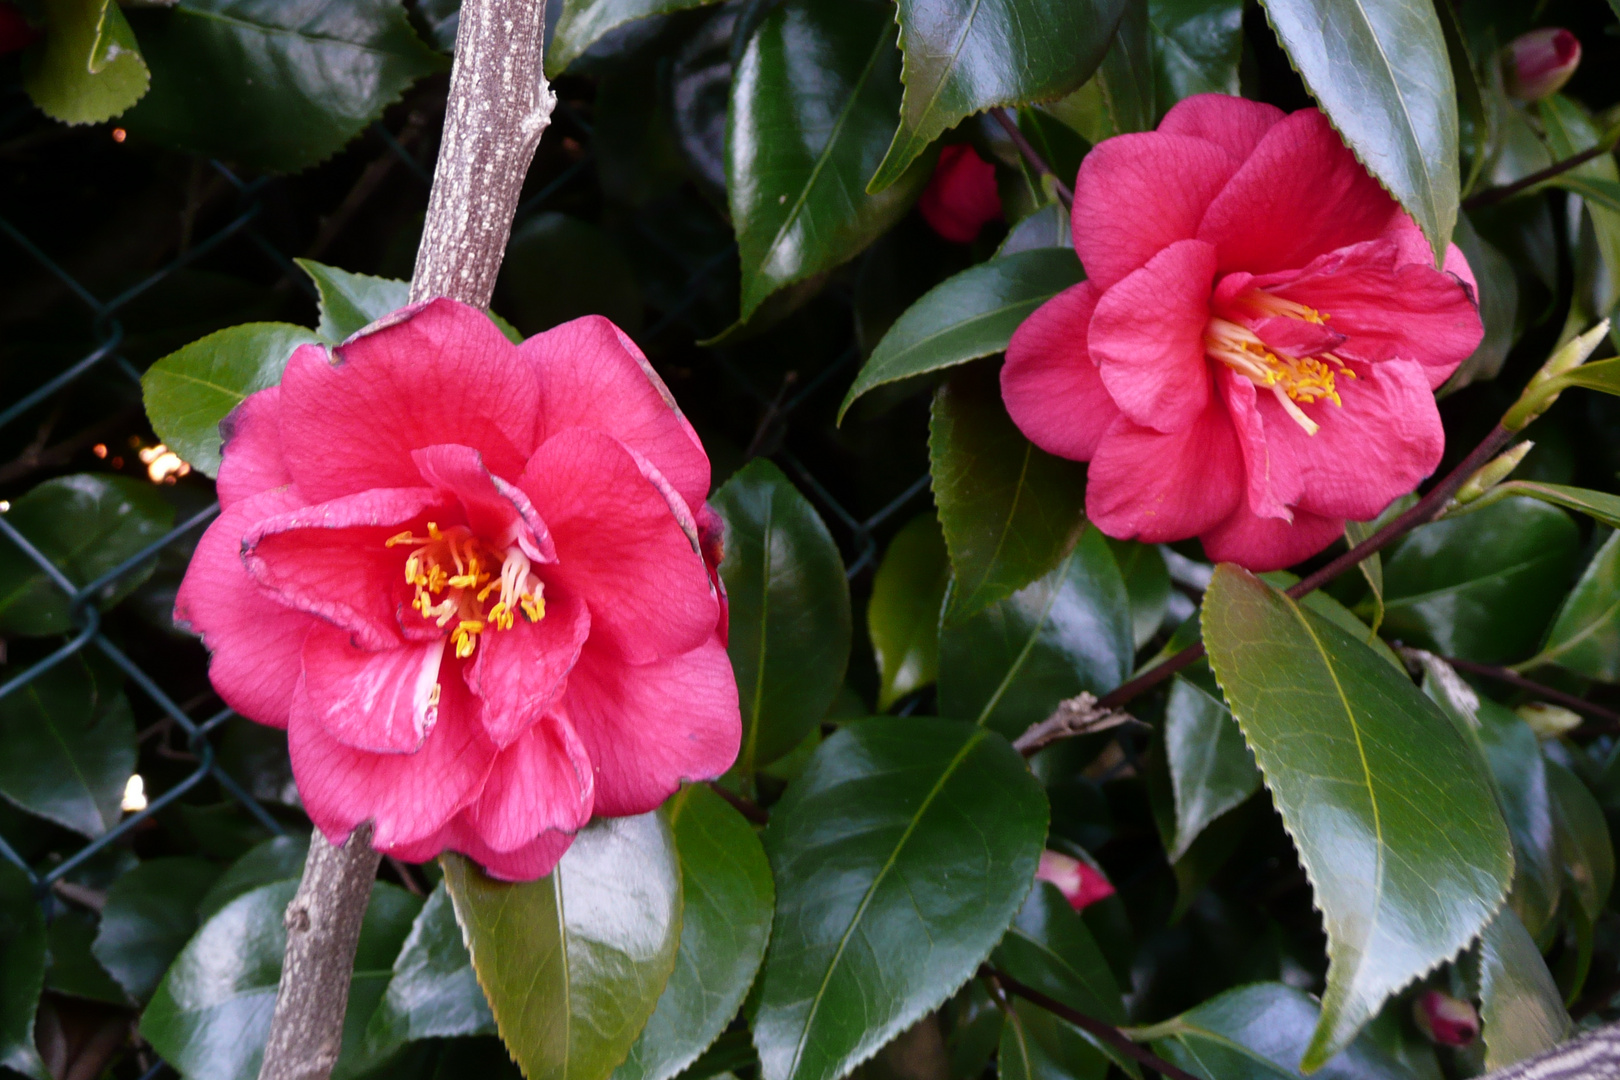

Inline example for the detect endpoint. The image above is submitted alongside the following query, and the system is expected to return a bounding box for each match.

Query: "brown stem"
[1462,142,1616,211]
[258,3,554,1079]
[1442,656,1620,736]
[990,108,1074,208]
[982,968,1200,1080]
[707,780,770,825]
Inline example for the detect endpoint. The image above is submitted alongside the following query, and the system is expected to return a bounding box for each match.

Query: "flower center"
[384,522,545,658]
[1203,292,1354,436]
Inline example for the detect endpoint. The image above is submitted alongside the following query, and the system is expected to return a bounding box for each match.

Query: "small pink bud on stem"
[1413,989,1480,1047]
[1035,850,1116,912]
[1506,29,1581,102]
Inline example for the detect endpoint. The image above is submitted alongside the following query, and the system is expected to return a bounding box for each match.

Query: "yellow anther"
[385,530,420,548]
[427,683,441,707]
[385,526,545,659]
[520,595,545,623]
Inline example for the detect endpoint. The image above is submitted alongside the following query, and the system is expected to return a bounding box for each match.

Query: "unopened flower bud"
[1453,442,1532,506]
[919,144,1002,244]
[1504,318,1611,430]
[1517,702,1583,739]
[1413,990,1479,1047]
[1035,850,1115,912]
[1506,29,1582,102]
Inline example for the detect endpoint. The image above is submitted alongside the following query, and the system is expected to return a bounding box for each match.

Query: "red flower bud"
[1413,989,1479,1047]
[1506,29,1581,102]
[919,144,1001,244]
[1035,850,1115,912]
[0,3,39,54]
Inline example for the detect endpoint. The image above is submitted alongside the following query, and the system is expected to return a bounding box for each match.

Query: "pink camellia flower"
[1413,989,1479,1047]
[1035,850,1115,912]
[1001,94,1484,570]
[919,144,1002,244]
[1506,28,1582,102]
[175,300,740,880]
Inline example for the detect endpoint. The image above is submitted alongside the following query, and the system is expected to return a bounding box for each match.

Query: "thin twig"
[982,968,1201,1080]
[1014,692,1142,757]
[990,108,1074,208]
[707,780,770,825]
[1462,140,1618,211]
[1442,655,1620,736]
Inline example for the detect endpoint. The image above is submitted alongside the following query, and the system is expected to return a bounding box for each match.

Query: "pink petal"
[299,625,446,753]
[288,667,495,849]
[216,385,292,510]
[1198,109,1400,275]
[464,713,595,851]
[391,820,576,883]
[175,488,318,729]
[278,300,539,503]
[561,636,740,817]
[1200,501,1344,572]
[1251,317,1346,359]
[411,444,556,561]
[524,315,710,512]
[1253,358,1445,522]
[1218,370,1297,521]
[1089,239,1218,433]
[1262,238,1482,390]
[1072,134,1240,291]
[1086,401,1244,544]
[520,429,719,664]
[1001,282,1119,461]
[244,487,445,651]
[1157,94,1286,160]
[696,502,730,647]
[468,586,592,747]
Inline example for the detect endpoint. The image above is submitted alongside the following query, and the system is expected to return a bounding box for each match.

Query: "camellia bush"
[4,0,1620,1077]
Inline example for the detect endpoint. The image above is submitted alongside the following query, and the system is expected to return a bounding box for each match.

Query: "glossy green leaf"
[0,862,48,1080]
[1163,668,1260,863]
[1149,0,1243,104]
[124,0,444,172]
[44,910,125,1005]
[1551,176,1620,217]
[548,0,723,77]
[0,473,175,636]
[1477,907,1571,1071]
[712,459,851,773]
[140,880,422,1080]
[869,513,949,711]
[196,834,310,921]
[930,366,1087,623]
[0,654,135,838]
[93,857,221,1002]
[1532,531,1620,681]
[617,785,774,1080]
[1096,0,1155,135]
[1471,695,1560,941]
[443,813,683,1080]
[142,322,322,478]
[298,259,524,344]
[729,0,927,325]
[1136,982,1419,1080]
[937,527,1132,739]
[1343,519,1385,638]
[1446,213,1518,389]
[1546,760,1614,923]
[998,999,1108,1080]
[1108,539,1170,650]
[1257,0,1458,262]
[754,717,1048,1080]
[1553,356,1620,397]
[1203,566,1512,1068]
[364,881,495,1056]
[839,250,1084,422]
[22,0,149,124]
[1541,96,1620,324]
[1482,482,1620,531]
[1382,496,1580,663]
[866,0,1127,191]
[991,884,1133,1075]
[997,203,1070,257]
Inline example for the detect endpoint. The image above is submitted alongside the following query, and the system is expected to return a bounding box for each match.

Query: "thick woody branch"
[1479,1023,1620,1080]
[259,3,554,1078]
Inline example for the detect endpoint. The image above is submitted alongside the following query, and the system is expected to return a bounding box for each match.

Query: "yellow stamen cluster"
[385,522,545,658]
[1204,296,1356,436]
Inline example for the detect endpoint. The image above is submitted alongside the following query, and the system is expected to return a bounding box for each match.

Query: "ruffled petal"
[1200,502,1344,572]
[520,429,718,664]
[1001,282,1118,461]
[279,300,539,502]
[1157,93,1286,160]
[1086,401,1244,543]
[1198,109,1400,275]
[216,385,292,510]
[174,487,318,729]
[411,444,556,561]
[464,713,595,852]
[288,667,495,850]
[1218,369,1297,521]
[389,820,575,883]
[1072,134,1240,291]
[244,487,445,651]
[467,586,592,747]
[524,315,710,512]
[1089,239,1218,432]
[561,636,740,817]
[299,625,446,753]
